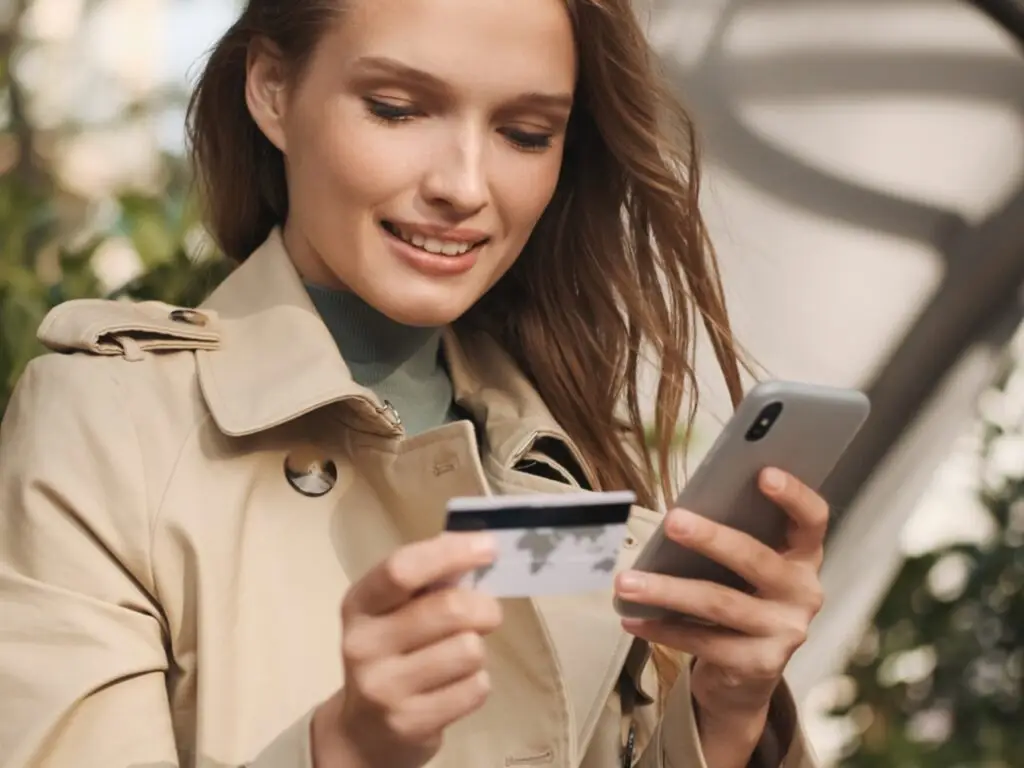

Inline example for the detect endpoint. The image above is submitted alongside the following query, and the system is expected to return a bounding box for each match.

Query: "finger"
[614,573,778,635]
[348,587,502,659]
[394,587,503,653]
[392,631,489,694]
[344,533,497,618]
[759,468,829,563]
[662,508,796,597]
[620,619,789,681]
[389,670,491,742]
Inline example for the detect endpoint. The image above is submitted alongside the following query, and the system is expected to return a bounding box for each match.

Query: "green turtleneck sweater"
[305,284,460,435]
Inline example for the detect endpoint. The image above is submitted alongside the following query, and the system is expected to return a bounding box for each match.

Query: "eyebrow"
[350,55,574,112]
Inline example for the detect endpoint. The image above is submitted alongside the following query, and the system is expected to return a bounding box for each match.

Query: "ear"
[245,38,290,153]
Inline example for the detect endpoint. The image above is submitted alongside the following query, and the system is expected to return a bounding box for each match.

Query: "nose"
[420,126,489,217]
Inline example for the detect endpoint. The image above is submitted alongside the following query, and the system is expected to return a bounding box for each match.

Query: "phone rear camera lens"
[745,401,784,442]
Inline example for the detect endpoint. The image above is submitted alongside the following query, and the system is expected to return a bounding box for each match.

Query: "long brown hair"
[188,0,745,703]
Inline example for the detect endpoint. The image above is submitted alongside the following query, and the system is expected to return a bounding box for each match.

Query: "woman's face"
[248,0,577,326]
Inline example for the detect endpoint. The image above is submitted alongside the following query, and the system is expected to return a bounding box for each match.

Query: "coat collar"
[196,229,592,479]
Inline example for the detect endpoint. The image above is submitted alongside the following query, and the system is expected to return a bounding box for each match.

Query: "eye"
[364,96,419,123]
[501,128,554,152]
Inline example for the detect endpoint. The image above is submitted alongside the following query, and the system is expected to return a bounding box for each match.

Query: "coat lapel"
[445,330,661,759]
[485,460,660,759]
[190,228,661,763]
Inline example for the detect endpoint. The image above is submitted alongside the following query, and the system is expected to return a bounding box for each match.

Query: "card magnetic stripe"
[445,501,632,531]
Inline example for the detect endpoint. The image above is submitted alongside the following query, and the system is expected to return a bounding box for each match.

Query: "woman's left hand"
[614,467,827,722]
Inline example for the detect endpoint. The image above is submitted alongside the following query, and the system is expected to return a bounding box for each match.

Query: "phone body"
[613,380,870,622]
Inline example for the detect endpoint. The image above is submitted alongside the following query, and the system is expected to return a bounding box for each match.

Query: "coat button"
[284,449,338,498]
[169,308,209,327]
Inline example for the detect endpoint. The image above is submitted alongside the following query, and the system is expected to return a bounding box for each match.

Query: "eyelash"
[501,128,553,152]
[364,97,418,123]
[362,97,554,152]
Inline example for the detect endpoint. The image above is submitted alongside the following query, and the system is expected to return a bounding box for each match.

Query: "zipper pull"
[621,721,636,768]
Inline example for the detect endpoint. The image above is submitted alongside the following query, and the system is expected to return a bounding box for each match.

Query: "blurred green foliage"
[835,355,1024,766]
[0,162,232,411]
[0,167,230,409]
[0,1,232,411]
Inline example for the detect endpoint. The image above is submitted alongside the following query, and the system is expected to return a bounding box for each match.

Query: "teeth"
[389,224,476,256]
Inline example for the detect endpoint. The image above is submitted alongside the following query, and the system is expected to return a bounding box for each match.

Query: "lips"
[381,220,488,257]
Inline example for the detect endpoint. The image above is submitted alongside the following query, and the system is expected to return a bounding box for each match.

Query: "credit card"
[444,490,636,597]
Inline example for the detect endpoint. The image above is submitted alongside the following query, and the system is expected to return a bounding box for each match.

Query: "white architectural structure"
[642,1,1024,761]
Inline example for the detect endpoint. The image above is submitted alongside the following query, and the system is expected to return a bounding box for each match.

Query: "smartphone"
[613,380,870,622]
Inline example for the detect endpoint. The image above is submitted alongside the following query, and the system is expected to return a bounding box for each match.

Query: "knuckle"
[476,595,503,630]
[483,604,503,632]
[747,545,778,582]
[383,552,415,592]
[716,667,747,690]
[341,629,374,666]
[385,709,423,742]
[782,617,809,650]
[748,653,782,680]
[440,590,472,626]
[467,670,491,704]
[813,500,831,528]
[340,591,359,622]
[805,583,825,615]
[772,646,792,675]
[353,667,390,707]
[806,502,830,536]
[707,585,744,624]
[456,631,486,665]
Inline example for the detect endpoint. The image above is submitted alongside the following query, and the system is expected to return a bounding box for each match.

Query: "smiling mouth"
[381,220,488,256]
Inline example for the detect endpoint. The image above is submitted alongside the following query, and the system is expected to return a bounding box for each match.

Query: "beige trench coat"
[0,231,817,768]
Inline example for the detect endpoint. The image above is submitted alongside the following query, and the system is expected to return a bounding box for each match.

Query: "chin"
[365,285,478,328]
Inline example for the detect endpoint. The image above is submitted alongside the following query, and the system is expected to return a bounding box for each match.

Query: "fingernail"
[763,468,786,492]
[617,571,646,593]
[471,533,497,557]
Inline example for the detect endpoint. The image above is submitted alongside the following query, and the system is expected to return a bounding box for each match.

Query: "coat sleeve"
[632,664,819,768]
[0,355,315,768]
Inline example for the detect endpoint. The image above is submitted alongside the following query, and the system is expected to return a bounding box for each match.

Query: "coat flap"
[37,299,220,360]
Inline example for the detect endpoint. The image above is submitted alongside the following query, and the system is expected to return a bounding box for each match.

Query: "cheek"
[290,101,418,210]
[494,151,564,240]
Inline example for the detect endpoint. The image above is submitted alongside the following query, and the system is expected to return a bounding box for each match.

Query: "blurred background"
[1,0,1022,764]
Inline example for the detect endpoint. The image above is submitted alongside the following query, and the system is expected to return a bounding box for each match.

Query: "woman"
[0,0,826,766]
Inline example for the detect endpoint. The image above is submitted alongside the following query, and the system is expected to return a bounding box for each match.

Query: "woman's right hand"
[312,532,503,768]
